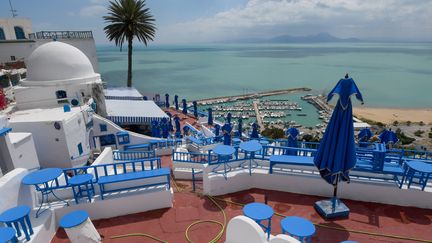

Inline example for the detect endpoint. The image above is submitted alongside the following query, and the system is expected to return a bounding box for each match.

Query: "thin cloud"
[78,5,106,17]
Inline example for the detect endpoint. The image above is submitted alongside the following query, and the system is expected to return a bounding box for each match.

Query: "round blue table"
[401,160,432,191]
[22,168,69,218]
[0,206,33,241]
[243,202,274,239]
[212,145,235,179]
[0,227,17,243]
[240,140,263,175]
[281,216,316,243]
[68,174,94,204]
[59,210,89,229]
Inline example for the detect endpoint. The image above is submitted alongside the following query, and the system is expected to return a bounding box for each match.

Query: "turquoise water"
[97,42,432,126]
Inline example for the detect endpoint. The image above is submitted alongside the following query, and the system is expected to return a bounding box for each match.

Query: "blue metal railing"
[113,150,156,161]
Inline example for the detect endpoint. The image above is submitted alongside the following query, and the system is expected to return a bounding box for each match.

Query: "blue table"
[59,210,89,229]
[281,216,316,243]
[22,168,69,217]
[0,227,17,243]
[240,140,262,175]
[243,203,273,239]
[212,145,235,180]
[68,174,94,204]
[0,206,33,241]
[232,138,241,146]
[400,160,432,191]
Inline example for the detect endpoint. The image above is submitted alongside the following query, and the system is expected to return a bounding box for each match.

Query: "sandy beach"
[353,107,432,124]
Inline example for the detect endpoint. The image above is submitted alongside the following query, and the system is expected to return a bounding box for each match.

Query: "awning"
[106,100,168,125]
[104,87,143,100]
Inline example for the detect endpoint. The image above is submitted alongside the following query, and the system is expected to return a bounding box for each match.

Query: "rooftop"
[7,106,86,123]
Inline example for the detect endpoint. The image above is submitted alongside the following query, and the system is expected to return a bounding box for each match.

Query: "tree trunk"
[127,37,133,87]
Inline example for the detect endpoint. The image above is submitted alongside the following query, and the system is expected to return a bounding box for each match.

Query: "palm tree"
[103,0,156,87]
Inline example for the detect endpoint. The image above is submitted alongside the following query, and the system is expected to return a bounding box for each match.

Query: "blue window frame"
[99,134,116,146]
[116,132,130,145]
[77,143,83,155]
[99,124,107,132]
[0,28,5,40]
[14,26,25,39]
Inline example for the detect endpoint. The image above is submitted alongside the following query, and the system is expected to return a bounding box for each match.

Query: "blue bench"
[269,155,314,174]
[97,168,171,200]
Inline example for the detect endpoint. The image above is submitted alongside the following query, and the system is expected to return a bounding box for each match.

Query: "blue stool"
[0,206,33,241]
[243,203,274,240]
[68,174,94,204]
[59,210,89,229]
[281,216,316,243]
[0,227,18,243]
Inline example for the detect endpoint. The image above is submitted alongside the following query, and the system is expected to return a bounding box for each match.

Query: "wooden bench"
[97,168,171,200]
[269,155,315,174]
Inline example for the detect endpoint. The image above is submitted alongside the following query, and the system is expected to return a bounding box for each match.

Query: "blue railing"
[113,150,156,161]
[63,158,162,186]
[28,31,93,39]
[172,150,218,164]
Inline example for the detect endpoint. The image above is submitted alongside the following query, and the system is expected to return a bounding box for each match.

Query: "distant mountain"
[224,33,361,43]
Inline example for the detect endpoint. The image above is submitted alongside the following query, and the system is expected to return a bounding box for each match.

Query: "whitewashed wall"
[6,132,40,170]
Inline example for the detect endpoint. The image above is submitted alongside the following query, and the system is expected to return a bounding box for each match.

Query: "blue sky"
[1,0,431,44]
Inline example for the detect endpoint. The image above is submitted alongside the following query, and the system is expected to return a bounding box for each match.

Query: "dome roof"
[26,41,96,81]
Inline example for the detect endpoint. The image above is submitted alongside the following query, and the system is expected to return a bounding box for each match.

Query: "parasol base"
[314,197,350,219]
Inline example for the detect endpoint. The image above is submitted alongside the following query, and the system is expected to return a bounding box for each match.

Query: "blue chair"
[68,174,95,204]
[0,227,18,243]
[281,216,315,243]
[0,206,33,241]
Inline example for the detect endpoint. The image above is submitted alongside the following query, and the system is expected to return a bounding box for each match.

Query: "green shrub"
[261,127,285,139]
[414,130,424,137]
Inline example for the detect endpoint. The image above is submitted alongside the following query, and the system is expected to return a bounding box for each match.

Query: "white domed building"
[14,41,106,114]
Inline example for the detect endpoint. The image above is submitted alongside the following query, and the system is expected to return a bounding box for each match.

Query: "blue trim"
[0,127,12,136]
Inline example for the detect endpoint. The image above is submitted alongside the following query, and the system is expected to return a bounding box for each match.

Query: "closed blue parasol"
[182,99,187,114]
[193,101,198,117]
[237,118,243,138]
[208,108,213,125]
[166,112,174,131]
[222,123,233,145]
[174,116,181,138]
[160,118,169,138]
[227,113,232,124]
[379,129,399,145]
[286,127,299,155]
[174,95,179,110]
[214,124,221,141]
[250,122,259,139]
[165,94,170,108]
[151,120,161,138]
[314,75,363,219]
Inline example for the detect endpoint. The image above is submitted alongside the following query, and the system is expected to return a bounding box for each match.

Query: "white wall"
[7,132,39,170]
[64,111,91,167]
[0,18,32,40]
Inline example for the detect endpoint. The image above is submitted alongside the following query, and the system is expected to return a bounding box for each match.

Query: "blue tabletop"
[213,145,235,156]
[259,140,269,145]
[0,227,16,242]
[22,168,63,185]
[406,160,432,173]
[68,174,93,186]
[0,205,31,222]
[281,216,316,237]
[243,203,274,221]
[232,138,241,142]
[59,210,89,228]
[240,140,263,152]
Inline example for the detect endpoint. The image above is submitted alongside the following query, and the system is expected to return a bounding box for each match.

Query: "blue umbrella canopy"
[143,96,148,100]
[237,118,243,137]
[286,127,299,147]
[358,128,373,141]
[165,112,174,131]
[379,129,399,144]
[222,123,233,145]
[160,118,169,138]
[226,113,232,124]
[314,76,363,186]
[193,101,198,117]
[165,94,170,108]
[250,122,259,139]
[174,95,179,110]
[182,99,187,114]
[208,108,213,125]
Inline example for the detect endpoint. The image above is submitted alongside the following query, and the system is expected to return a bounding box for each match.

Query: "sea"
[97,42,432,127]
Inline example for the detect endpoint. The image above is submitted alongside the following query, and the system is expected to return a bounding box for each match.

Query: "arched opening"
[14,26,26,39]
[0,28,5,40]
